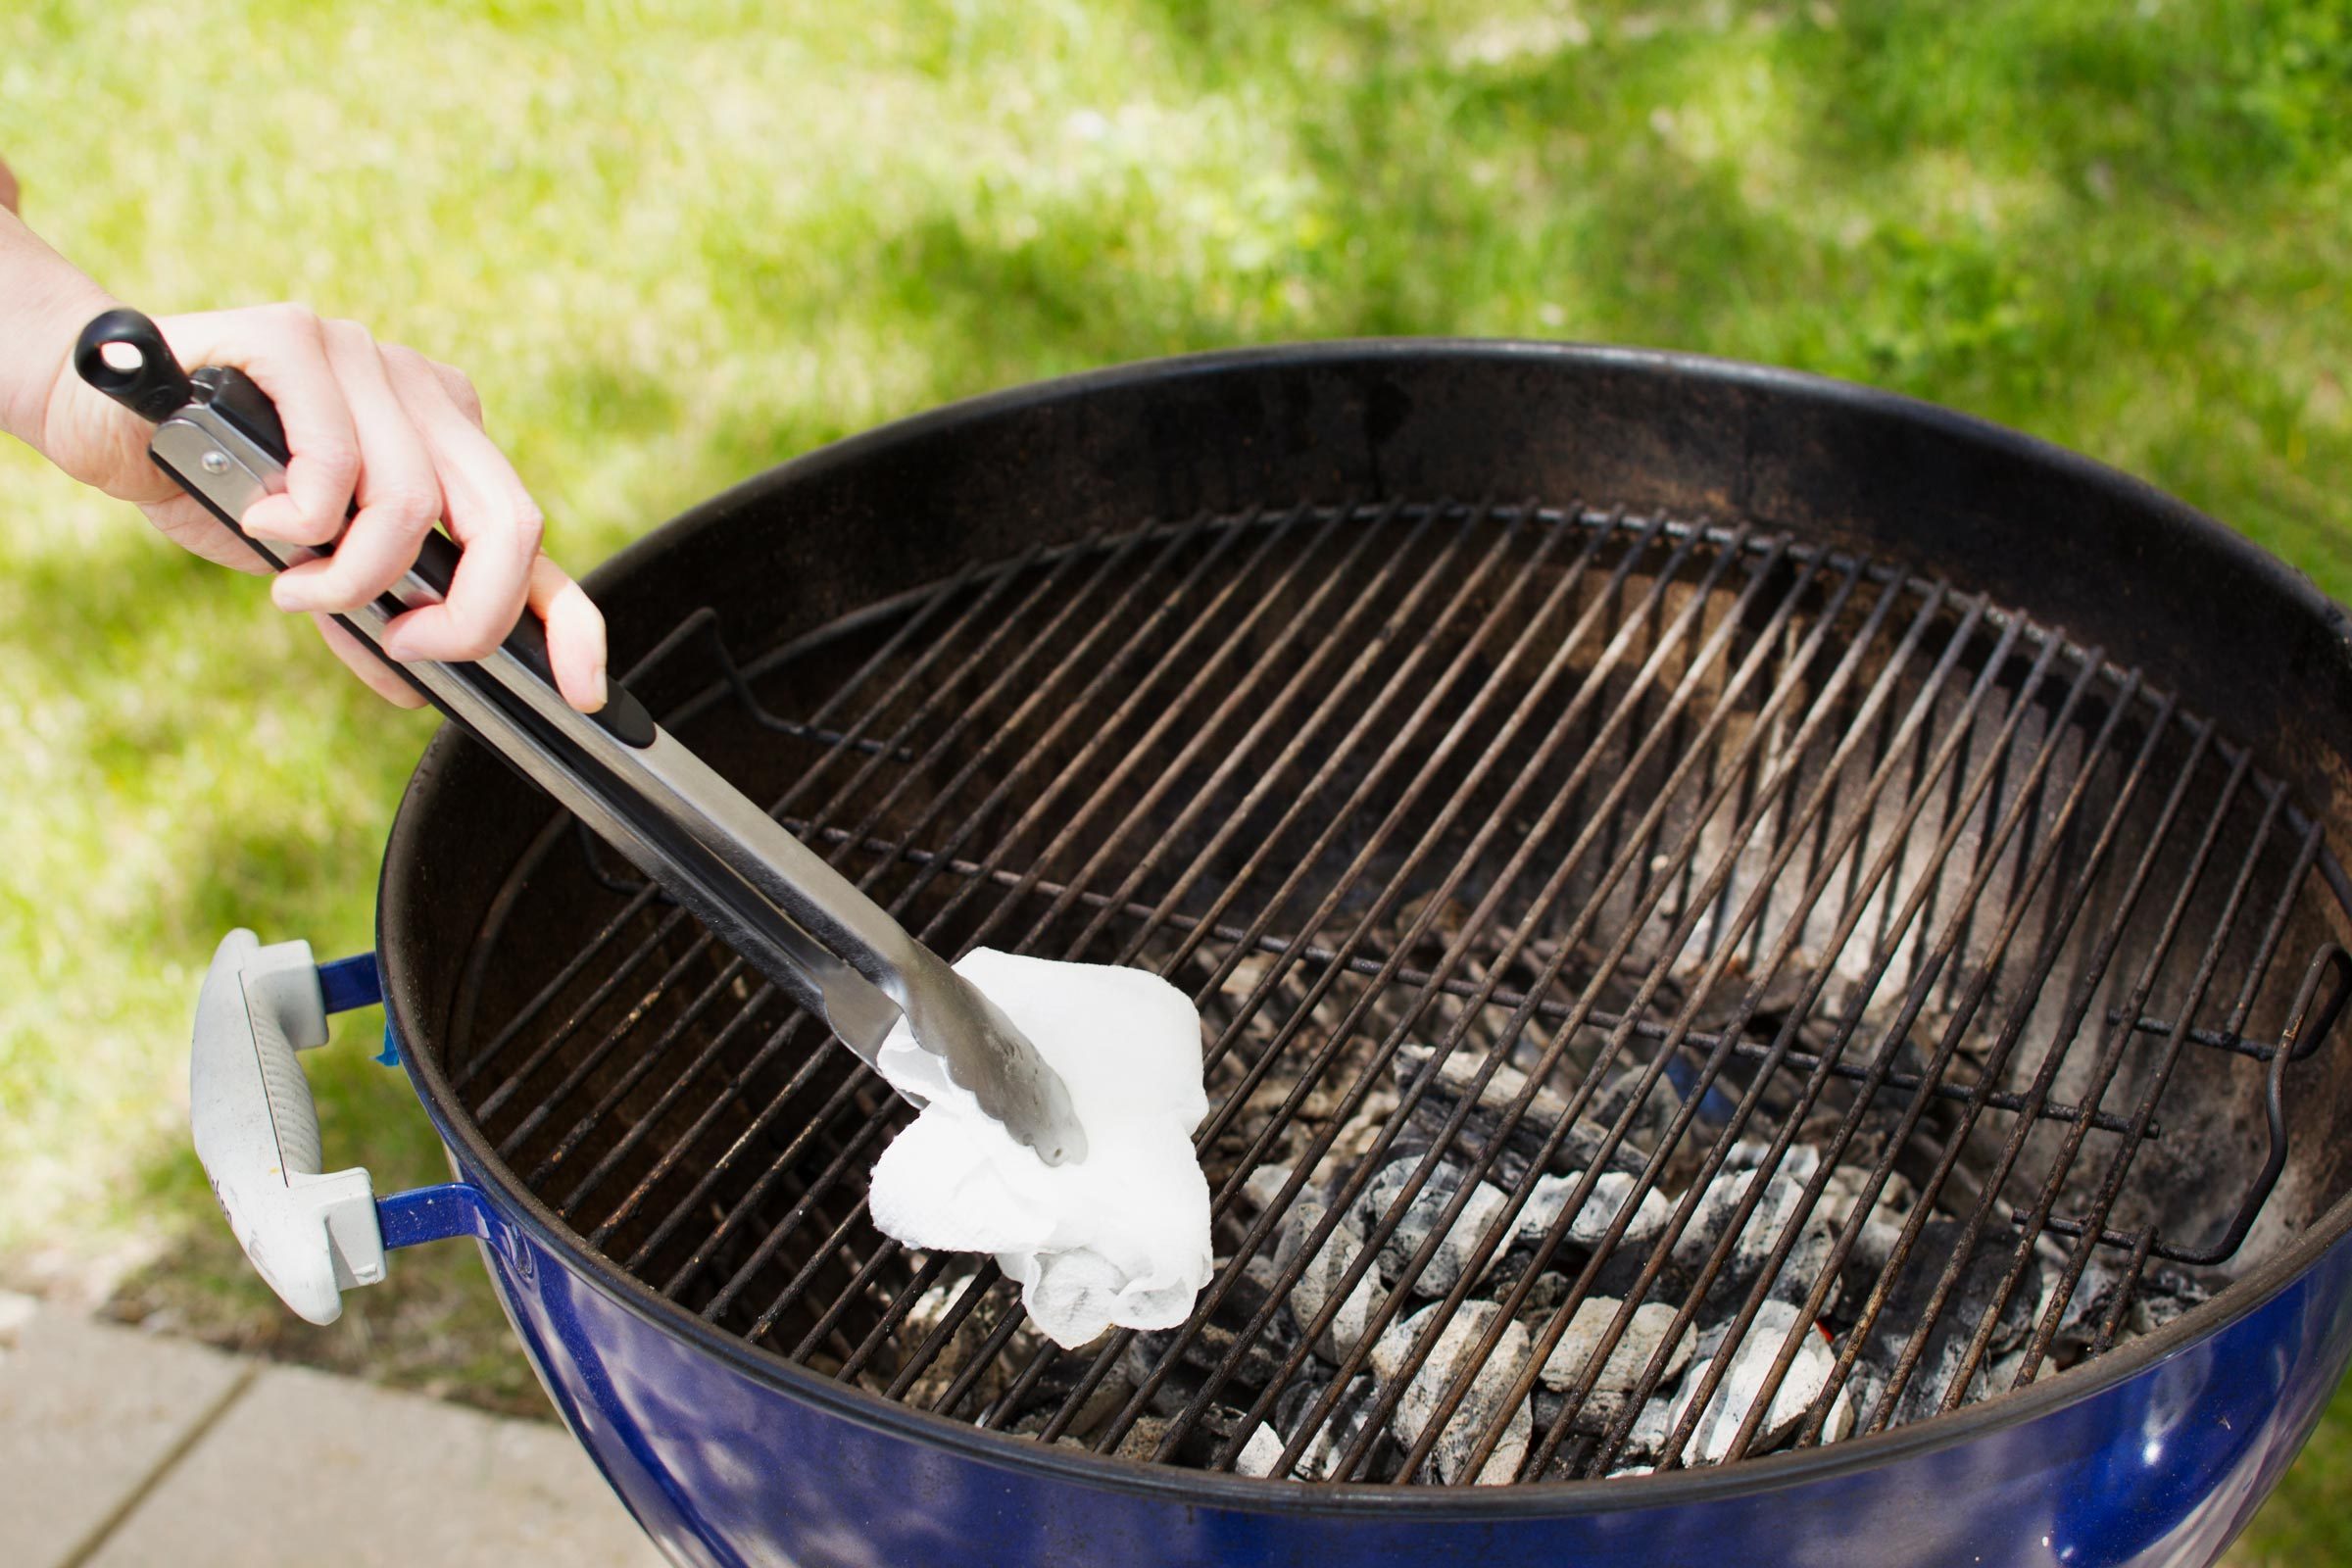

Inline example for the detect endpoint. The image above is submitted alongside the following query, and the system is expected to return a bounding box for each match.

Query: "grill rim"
[378,339,2352,1510]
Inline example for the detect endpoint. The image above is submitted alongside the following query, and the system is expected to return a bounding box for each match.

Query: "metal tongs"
[75,308,1087,1165]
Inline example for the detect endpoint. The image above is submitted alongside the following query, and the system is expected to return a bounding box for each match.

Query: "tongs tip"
[914,978,1090,1167]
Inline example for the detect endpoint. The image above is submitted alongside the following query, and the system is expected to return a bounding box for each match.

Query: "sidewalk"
[0,1292,665,1568]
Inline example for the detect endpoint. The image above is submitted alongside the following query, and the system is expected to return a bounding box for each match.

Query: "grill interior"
[437,500,2349,1485]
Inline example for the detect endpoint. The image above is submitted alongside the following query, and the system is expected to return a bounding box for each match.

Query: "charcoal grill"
[223,344,2352,1564]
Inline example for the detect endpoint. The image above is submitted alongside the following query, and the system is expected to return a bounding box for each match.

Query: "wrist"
[0,209,119,459]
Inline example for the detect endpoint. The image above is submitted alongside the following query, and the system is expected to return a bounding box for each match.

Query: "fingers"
[372,348,541,667]
[270,320,439,616]
[427,359,485,426]
[529,555,611,712]
[163,304,360,545]
[145,306,609,713]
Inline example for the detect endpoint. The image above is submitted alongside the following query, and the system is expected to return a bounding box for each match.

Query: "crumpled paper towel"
[866,948,1212,1348]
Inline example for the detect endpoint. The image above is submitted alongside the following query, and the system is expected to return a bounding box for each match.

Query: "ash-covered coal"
[1354,1156,1510,1298]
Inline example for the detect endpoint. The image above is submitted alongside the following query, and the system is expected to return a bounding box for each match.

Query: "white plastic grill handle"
[191,930,385,1325]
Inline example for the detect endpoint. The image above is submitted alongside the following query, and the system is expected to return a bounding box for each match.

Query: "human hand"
[40,303,609,711]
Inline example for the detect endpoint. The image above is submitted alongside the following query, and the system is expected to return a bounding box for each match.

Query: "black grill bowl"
[379,343,2352,1568]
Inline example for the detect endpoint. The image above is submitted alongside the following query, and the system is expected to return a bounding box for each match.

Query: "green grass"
[2,0,2348,1551]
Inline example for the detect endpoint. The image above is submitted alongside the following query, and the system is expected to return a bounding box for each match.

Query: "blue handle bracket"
[376,1183,496,1251]
[318,953,383,1014]
[315,952,480,1250]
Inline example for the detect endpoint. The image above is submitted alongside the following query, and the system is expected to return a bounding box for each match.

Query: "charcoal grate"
[440,500,2348,1484]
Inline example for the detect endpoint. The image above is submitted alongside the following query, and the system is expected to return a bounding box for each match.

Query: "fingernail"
[379,629,414,661]
[586,663,609,712]
[271,576,317,612]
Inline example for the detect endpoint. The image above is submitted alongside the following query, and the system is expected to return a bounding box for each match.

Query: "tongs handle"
[73,308,659,743]
[74,308,1087,1165]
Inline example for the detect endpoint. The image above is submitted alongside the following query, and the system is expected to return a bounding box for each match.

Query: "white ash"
[1280,1373,1396,1481]
[1235,1422,1289,1479]
[1374,1300,1533,1486]
[1355,1157,1510,1298]
[1392,1043,1644,1184]
[2047,1256,2213,1356]
[1668,1298,1854,1465]
[1675,1166,1845,1317]
[1824,1165,1918,1279]
[1623,1390,1680,1464]
[1671,1167,1809,1273]
[1275,1201,1389,1360]
[2133,1265,2214,1332]
[1298,1086,1401,1194]
[1817,1165,1914,1238]
[1241,1163,1300,1215]
[1535,1297,1694,1410]
[1519,1170,1673,1249]
[1757,1207,1843,1314]
[1982,1347,2030,1394]
[1308,1086,1403,1193]
[1723,1138,1821,1184]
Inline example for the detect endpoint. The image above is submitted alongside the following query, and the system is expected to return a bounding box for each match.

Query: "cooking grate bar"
[645,1021,844,1279]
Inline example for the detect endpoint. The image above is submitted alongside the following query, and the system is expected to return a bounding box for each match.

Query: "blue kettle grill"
[90,327,2352,1566]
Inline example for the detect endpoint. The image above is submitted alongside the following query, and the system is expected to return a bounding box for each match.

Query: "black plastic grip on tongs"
[72,309,655,747]
[73,307,196,418]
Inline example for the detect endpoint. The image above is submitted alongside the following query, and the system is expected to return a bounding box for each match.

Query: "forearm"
[0,205,119,458]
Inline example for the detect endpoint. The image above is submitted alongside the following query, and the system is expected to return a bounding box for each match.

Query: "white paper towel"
[865,948,1213,1348]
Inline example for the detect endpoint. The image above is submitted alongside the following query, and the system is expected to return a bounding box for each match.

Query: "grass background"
[2,0,2347,1557]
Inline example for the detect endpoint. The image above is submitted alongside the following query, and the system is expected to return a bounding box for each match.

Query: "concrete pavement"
[0,1292,665,1568]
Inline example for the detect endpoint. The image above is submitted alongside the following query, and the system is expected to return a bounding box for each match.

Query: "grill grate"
[442,500,2347,1484]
